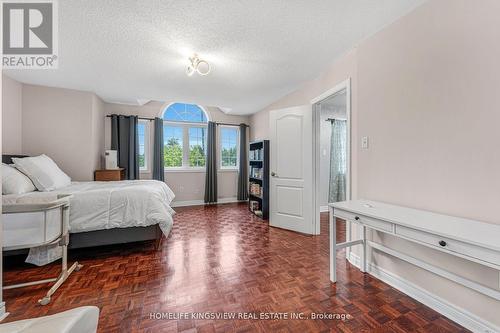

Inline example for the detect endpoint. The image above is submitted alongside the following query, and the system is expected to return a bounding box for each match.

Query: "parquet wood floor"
[3,203,468,332]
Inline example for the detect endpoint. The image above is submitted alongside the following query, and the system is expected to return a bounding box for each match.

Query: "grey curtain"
[204,121,218,203]
[152,117,164,181]
[328,119,347,203]
[111,114,139,180]
[237,124,248,200]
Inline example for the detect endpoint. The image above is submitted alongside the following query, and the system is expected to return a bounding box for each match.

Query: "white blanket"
[3,180,175,265]
[55,180,175,234]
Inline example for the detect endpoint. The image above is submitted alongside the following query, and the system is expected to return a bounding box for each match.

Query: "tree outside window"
[156,103,240,171]
[138,121,148,171]
[220,127,239,169]
[189,127,206,167]
[162,103,208,169]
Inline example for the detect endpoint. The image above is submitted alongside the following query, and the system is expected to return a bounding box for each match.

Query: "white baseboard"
[0,302,9,322]
[218,197,245,204]
[347,252,361,267]
[347,253,499,333]
[320,205,329,213]
[171,197,243,208]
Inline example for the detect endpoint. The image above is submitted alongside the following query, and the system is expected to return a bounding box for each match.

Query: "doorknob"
[271,172,277,177]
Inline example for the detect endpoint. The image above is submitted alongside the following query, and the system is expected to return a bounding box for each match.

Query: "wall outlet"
[362,136,369,149]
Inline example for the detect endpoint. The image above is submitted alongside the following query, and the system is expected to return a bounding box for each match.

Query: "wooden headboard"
[2,155,29,164]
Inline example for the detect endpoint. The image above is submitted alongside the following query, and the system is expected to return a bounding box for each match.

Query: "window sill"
[162,168,238,173]
[218,168,238,172]
[164,168,205,173]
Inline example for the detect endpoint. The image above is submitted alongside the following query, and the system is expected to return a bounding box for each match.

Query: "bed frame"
[2,155,163,251]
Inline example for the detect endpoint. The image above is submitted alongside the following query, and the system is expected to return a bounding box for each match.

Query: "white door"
[269,105,314,234]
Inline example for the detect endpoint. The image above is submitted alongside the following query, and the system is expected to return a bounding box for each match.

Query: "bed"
[2,155,175,252]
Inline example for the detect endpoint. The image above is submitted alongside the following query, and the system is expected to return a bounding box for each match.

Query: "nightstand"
[94,168,125,181]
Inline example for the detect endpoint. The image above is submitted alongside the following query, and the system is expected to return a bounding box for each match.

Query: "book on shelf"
[249,200,260,212]
[250,166,263,179]
[249,183,262,197]
[249,148,264,161]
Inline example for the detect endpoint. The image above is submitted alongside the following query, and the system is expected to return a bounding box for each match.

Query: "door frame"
[310,78,352,237]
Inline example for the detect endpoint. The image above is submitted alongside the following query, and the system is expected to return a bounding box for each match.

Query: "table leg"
[361,225,367,273]
[329,206,336,282]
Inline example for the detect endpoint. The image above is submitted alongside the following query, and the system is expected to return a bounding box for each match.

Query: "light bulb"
[185,54,211,76]
[196,60,211,75]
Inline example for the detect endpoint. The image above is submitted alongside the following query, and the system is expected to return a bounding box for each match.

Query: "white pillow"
[2,163,37,194]
[12,155,71,192]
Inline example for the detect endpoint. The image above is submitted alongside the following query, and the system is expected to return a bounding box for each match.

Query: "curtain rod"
[325,118,347,122]
[215,122,249,127]
[106,115,154,121]
[105,115,249,127]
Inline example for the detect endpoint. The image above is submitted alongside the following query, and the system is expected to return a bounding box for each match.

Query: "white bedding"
[3,180,176,235]
[3,180,175,265]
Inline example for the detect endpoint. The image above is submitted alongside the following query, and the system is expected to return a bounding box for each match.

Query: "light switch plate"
[362,136,369,149]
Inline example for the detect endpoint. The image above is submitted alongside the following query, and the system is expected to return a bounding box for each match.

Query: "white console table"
[329,200,500,301]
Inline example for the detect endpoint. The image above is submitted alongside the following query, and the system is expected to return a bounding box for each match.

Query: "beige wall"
[104,102,249,202]
[91,95,105,173]
[1,75,22,154]
[16,83,105,181]
[250,0,500,326]
[356,0,500,325]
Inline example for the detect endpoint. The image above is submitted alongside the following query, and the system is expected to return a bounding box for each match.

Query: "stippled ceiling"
[4,0,425,114]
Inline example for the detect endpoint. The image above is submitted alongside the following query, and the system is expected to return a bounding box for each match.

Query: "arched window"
[162,103,208,123]
[161,103,208,168]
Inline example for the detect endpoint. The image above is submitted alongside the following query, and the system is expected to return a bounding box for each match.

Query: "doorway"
[311,78,351,237]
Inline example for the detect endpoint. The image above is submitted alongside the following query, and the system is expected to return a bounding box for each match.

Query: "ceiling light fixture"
[186,54,211,76]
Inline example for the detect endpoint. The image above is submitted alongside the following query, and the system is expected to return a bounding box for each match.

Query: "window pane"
[163,103,207,123]
[164,126,183,167]
[138,123,146,169]
[220,127,239,168]
[188,127,206,167]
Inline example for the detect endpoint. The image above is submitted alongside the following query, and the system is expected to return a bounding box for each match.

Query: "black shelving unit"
[248,140,269,219]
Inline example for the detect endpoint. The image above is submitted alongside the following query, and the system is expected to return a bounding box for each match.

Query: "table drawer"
[358,215,393,233]
[94,169,125,181]
[333,208,356,222]
[395,225,500,267]
[333,209,393,233]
